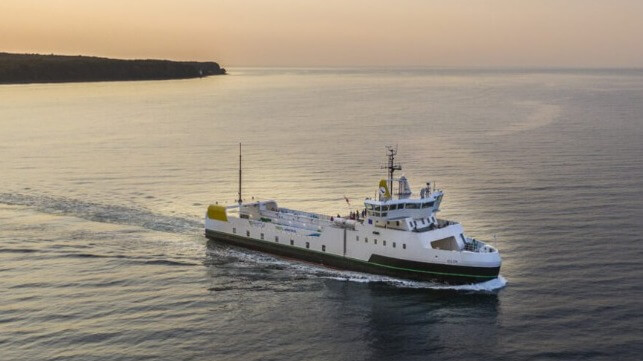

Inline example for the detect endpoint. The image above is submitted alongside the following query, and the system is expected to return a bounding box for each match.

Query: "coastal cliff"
[0,53,226,84]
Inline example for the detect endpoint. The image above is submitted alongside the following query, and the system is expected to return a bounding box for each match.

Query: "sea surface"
[1,68,642,360]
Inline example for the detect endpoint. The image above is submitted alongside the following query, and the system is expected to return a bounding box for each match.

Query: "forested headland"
[0,53,226,84]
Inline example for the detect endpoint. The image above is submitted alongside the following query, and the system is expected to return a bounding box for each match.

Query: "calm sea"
[1,68,642,360]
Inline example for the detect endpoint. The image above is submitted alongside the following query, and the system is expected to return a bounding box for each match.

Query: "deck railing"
[463,239,481,252]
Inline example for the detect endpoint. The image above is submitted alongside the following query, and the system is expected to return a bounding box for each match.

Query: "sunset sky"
[1,0,642,67]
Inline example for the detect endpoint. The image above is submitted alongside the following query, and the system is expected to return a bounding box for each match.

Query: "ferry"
[205,146,501,284]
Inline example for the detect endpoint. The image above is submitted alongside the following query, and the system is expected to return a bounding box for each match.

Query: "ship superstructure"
[205,146,501,284]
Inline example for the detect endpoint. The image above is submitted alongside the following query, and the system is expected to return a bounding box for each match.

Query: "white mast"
[237,143,242,204]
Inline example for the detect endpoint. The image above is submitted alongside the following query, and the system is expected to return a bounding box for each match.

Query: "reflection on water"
[361,284,500,360]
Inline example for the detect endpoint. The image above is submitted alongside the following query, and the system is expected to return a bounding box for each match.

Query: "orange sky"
[1,0,642,67]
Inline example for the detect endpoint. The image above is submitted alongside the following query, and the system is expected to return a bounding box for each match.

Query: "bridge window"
[431,236,459,251]
[390,204,398,210]
[381,212,387,217]
[399,203,405,209]
[373,212,380,217]
[406,203,420,209]
[366,204,374,210]
[381,205,389,211]
[422,201,434,208]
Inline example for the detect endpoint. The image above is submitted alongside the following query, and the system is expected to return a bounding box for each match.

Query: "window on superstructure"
[275,236,279,242]
[382,205,389,211]
[403,243,406,249]
[306,242,309,249]
[399,203,405,209]
[290,239,294,246]
[393,242,396,248]
[246,230,250,237]
[390,204,397,210]
[356,236,359,241]
[373,212,380,217]
[381,212,387,217]
[365,237,368,243]
[374,239,377,245]
[233,228,236,234]
[396,221,400,226]
[406,203,420,209]
[322,245,326,252]
[261,233,264,240]
[383,240,387,246]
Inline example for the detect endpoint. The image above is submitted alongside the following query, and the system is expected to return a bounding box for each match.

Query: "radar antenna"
[381,145,402,197]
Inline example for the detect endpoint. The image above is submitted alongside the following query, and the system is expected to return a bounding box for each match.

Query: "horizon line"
[3,51,642,70]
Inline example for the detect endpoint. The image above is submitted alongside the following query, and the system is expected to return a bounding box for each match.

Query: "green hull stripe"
[365,261,494,279]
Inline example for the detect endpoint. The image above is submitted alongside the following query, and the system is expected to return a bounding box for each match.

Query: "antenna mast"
[237,143,242,204]
[382,145,402,197]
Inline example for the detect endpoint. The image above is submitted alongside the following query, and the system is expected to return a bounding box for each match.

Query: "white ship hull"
[205,206,501,284]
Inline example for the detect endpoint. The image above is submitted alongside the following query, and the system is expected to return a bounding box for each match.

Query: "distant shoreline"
[0,52,226,85]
